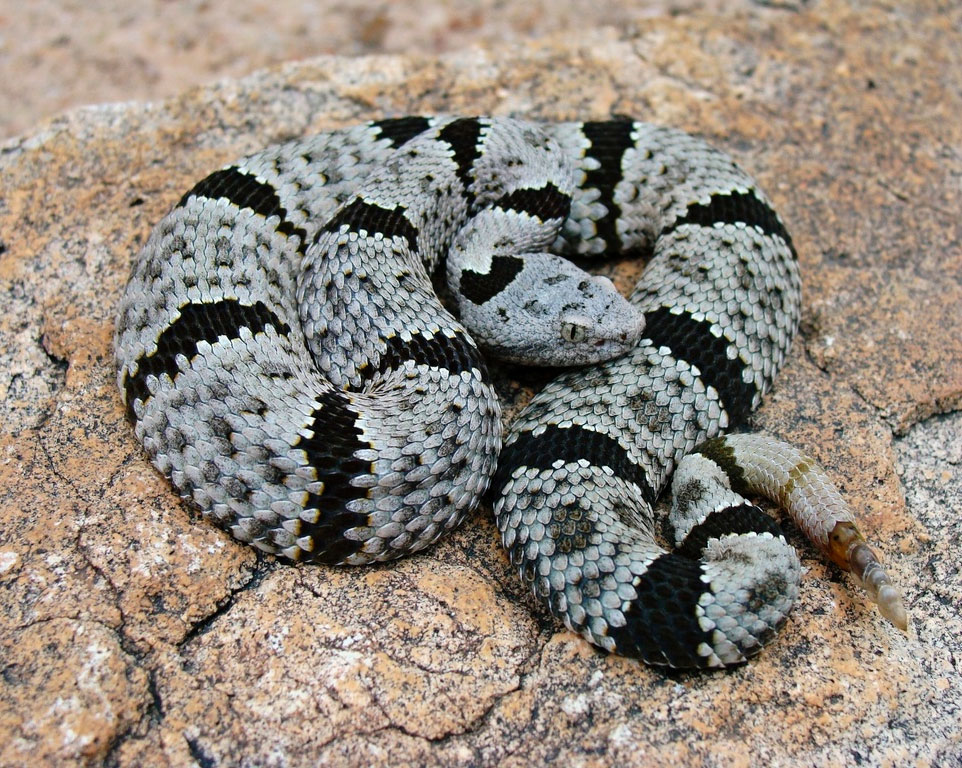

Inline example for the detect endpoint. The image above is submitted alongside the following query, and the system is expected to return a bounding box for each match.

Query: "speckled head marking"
[117,116,904,669]
[457,253,646,366]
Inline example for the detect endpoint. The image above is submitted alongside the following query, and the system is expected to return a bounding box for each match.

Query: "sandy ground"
[0,0,754,140]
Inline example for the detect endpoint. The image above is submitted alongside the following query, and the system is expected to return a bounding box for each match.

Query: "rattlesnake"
[116,116,905,668]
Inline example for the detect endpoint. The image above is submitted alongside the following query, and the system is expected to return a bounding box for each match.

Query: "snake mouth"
[592,315,645,350]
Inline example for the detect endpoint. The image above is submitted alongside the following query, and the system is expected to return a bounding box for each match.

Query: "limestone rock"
[1,4,960,766]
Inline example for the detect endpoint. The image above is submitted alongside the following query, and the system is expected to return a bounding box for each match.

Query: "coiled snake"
[116,116,906,668]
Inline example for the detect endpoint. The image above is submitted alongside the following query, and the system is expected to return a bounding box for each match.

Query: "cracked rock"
[1,3,961,766]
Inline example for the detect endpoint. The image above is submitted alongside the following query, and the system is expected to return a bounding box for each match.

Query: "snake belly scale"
[116,116,906,669]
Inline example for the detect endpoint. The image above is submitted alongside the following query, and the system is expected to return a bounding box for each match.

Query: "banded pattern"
[117,116,904,669]
[491,121,807,666]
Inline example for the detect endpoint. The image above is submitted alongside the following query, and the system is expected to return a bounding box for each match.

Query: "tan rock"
[1,3,960,766]
[1,0,745,142]
[0,619,147,765]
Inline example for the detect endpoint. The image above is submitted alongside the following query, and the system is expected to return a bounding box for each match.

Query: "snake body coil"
[116,117,905,669]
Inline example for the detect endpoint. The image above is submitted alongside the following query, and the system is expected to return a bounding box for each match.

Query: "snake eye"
[560,319,588,343]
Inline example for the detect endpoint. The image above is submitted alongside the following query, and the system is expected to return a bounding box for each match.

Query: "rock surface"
[1,2,960,766]
[0,0,746,141]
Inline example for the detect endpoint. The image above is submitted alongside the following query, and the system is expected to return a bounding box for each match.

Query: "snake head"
[458,252,645,366]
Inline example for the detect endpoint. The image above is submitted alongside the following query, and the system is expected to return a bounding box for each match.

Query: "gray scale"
[117,116,892,670]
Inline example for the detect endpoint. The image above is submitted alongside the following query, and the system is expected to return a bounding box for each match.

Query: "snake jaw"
[829,521,908,632]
